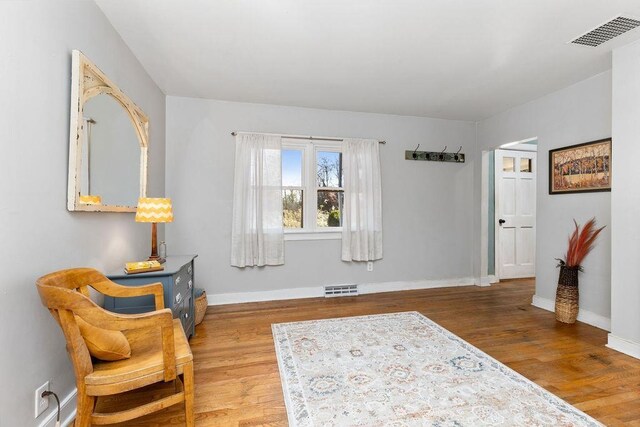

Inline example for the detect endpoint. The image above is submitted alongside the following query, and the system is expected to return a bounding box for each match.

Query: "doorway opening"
[481,138,538,284]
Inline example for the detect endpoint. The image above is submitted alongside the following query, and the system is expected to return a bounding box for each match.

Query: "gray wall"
[611,39,640,347]
[0,1,166,424]
[477,71,612,321]
[166,97,477,297]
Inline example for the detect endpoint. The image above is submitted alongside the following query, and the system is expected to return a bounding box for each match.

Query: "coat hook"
[439,145,447,160]
[412,144,421,159]
[454,146,462,161]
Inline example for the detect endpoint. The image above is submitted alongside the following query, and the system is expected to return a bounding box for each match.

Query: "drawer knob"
[175,292,182,304]
[184,312,189,319]
[188,280,193,289]
[175,276,181,285]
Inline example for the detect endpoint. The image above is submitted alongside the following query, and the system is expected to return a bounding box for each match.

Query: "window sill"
[284,229,342,241]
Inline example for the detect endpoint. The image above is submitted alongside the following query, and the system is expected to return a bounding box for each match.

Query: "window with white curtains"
[231,133,383,265]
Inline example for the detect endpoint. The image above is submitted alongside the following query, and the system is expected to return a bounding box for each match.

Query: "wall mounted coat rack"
[405,145,465,163]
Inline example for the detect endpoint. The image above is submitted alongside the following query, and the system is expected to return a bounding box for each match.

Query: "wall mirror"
[67,50,148,212]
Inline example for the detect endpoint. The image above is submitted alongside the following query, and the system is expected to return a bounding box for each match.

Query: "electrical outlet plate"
[367,261,373,272]
[34,381,49,418]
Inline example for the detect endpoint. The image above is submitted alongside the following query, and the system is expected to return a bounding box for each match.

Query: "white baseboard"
[358,277,476,294]
[531,295,611,331]
[207,277,476,306]
[207,286,323,305]
[38,388,77,427]
[607,334,640,360]
[477,275,499,287]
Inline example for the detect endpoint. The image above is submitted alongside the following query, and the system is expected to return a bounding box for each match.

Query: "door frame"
[494,147,537,280]
[479,137,537,286]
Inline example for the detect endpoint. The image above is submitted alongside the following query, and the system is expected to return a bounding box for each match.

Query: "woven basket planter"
[195,290,207,326]
[555,266,580,324]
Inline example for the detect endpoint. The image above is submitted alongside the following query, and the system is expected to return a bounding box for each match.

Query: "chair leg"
[75,393,95,427]
[183,362,195,427]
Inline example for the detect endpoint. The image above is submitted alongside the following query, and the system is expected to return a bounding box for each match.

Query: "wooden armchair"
[36,268,194,426]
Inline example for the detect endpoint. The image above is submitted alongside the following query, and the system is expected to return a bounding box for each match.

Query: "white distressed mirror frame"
[67,50,149,212]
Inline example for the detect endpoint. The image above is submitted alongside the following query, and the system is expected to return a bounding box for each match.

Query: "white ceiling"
[96,0,640,121]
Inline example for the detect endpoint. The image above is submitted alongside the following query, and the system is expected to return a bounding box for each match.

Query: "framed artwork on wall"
[549,138,612,194]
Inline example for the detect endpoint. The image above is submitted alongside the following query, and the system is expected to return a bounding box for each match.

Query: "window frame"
[282,139,343,241]
[281,147,305,230]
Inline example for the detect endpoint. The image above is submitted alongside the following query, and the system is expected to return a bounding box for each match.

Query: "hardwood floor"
[100,279,640,426]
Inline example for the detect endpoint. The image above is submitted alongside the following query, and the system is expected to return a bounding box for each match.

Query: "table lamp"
[135,197,173,263]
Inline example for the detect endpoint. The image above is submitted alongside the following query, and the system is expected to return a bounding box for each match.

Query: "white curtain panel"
[230,133,284,267]
[341,138,383,261]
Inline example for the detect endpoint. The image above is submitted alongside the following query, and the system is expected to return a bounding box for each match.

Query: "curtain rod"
[231,131,386,144]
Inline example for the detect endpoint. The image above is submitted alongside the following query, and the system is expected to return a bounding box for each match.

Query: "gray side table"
[105,255,198,339]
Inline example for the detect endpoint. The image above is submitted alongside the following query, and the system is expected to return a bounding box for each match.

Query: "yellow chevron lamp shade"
[135,198,174,223]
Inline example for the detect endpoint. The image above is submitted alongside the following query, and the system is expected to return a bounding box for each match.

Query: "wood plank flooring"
[101,280,640,426]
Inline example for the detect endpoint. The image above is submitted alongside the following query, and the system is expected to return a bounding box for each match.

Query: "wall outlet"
[34,381,49,418]
[367,261,373,272]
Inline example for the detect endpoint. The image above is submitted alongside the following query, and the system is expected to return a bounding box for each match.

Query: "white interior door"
[495,149,537,279]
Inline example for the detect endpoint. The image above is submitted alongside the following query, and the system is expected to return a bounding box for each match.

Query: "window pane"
[283,189,303,228]
[503,157,515,172]
[317,151,342,188]
[282,150,302,187]
[520,158,532,172]
[317,190,343,227]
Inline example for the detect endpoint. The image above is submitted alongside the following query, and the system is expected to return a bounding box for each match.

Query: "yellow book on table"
[124,260,164,274]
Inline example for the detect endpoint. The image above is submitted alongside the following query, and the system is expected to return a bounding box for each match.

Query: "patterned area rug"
[272,312,602,426]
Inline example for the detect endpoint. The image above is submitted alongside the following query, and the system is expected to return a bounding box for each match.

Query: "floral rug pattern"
[272,312,601,426]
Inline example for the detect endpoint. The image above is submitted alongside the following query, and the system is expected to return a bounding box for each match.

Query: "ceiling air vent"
[571,16,640,47]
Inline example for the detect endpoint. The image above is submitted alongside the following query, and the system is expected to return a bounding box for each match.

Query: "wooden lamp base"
[148,255,166,264]
[148,222,166,264]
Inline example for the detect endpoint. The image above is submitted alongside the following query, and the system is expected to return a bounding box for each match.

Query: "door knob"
[498,219,506,225]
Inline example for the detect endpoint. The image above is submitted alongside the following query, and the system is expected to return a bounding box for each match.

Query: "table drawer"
[177,291,192,332]
[173,265,193,298]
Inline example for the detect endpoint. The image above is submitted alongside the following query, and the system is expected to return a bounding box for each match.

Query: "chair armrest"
[78,306,176,381]
[92,279,165,310]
